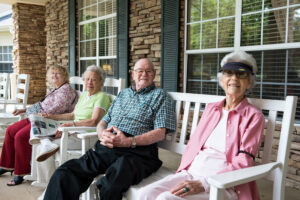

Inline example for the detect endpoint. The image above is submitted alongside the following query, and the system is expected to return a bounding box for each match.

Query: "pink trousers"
[137,171,237,200]
[0,119,32,175]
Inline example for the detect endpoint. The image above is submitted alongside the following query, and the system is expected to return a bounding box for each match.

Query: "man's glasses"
[134,69,154,75]
[222,71,249,79]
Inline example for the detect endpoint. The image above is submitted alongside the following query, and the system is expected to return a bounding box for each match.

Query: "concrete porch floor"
[0,148,299,200]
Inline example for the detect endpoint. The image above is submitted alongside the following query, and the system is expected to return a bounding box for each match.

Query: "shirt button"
[228,121,231,124]
[227,134,229,137]
[237,190,241,194]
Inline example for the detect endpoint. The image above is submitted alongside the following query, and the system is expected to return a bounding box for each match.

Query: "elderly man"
[43,58,176,200]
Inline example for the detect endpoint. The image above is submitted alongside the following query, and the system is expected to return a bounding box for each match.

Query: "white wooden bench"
[74,92,297,200]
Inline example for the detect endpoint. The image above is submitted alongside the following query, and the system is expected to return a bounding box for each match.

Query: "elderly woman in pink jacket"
[138,51,265,200]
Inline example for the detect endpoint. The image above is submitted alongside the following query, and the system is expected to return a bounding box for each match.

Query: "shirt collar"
[213,97,249,115]
[54,82,67,90]
[131,83,156,94]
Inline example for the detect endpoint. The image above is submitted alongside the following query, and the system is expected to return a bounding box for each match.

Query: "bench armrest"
[58,126,96,132]
[3,99,17,104]
[77,132,98,139]
[58,126,96,164]
[207,162,281,189]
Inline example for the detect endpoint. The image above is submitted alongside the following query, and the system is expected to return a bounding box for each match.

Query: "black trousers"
[43,140,162,200]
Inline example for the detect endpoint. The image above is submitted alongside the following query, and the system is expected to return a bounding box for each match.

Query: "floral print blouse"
[26,83,78,115]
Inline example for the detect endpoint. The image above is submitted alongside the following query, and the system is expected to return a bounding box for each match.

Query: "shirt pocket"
[128,103,154,123]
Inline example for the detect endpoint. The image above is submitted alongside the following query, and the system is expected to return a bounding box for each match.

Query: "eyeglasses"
[222,71,249,79]
[134,69,154,75]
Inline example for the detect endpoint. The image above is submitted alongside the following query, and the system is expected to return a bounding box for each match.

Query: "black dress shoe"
[0,168,14,176]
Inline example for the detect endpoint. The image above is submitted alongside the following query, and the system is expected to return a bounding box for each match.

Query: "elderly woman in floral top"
[0,66,78,186]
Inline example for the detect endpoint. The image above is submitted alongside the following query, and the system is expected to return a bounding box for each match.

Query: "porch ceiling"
[0,0,47,5]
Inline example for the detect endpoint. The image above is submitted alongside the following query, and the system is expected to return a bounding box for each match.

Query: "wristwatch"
[131,136,136,148]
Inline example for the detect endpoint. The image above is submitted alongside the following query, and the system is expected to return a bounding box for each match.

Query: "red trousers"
[0,119,32,175]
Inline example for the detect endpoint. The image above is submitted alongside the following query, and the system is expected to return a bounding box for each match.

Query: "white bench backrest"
[159,92,297,182]
[103,77,125,100]
[158,92,225,154]
[14,74,30,109]
[69,76,85,96]
[0,73,9,99]
[248,96,297,183]
[0,73,10,112]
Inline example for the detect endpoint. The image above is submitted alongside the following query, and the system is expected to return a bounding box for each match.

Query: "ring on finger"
[184,187,189,192]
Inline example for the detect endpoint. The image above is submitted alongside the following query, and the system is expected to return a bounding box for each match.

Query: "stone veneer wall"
[128,0,185,89]
[12,3,46,103]
[129,0,162,85]
[178,0,185,92]
[45,0,69,90]
[282,125,300,189]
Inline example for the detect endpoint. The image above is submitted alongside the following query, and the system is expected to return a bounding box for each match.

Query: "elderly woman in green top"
[32,65,111,186]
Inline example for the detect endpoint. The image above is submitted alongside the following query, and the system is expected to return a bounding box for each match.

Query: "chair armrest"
[77,132,98,139]
[3,99,17,104]
[19,113,27,120]
[77,132,99,154]
[59,120,72,124]
[58,126,96,164]
[58,126,96,132]
[207,162,281,189]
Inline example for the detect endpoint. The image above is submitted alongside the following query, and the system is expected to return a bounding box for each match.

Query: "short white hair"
[82,65,106,87]
[218,51,257,93]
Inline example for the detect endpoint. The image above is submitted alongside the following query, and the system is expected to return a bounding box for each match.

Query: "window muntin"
[78,0,117,76]
[79,60,96,75]
[0,46,13,73]
[185,0,300,120]
[99,17,116,57]
[289,6,300,43]
[218,18,235,48]
[79,0,97,21]
[241,1,300,46]
[186,0,235,50]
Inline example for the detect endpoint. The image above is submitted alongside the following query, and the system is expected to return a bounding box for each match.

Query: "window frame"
[0,45,13,73]
[183,0,300,93]
[78,0,117,76]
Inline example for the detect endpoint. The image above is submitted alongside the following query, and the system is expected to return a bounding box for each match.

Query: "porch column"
[12,3,47,104]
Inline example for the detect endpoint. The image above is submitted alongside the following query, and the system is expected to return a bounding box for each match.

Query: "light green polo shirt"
[74,91,110,122]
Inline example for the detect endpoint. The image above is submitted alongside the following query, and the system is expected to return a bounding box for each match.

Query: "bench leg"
[209,186,224,200]
[24,144,37,181]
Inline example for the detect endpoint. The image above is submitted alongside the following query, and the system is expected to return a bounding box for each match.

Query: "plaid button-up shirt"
[102,83,176,136]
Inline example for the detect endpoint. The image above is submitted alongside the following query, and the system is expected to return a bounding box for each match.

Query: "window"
[78,0,117,77]
[0,46,13,73]
[185,0,300,120]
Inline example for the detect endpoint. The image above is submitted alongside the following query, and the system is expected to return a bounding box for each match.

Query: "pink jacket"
[177,98,265,200]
